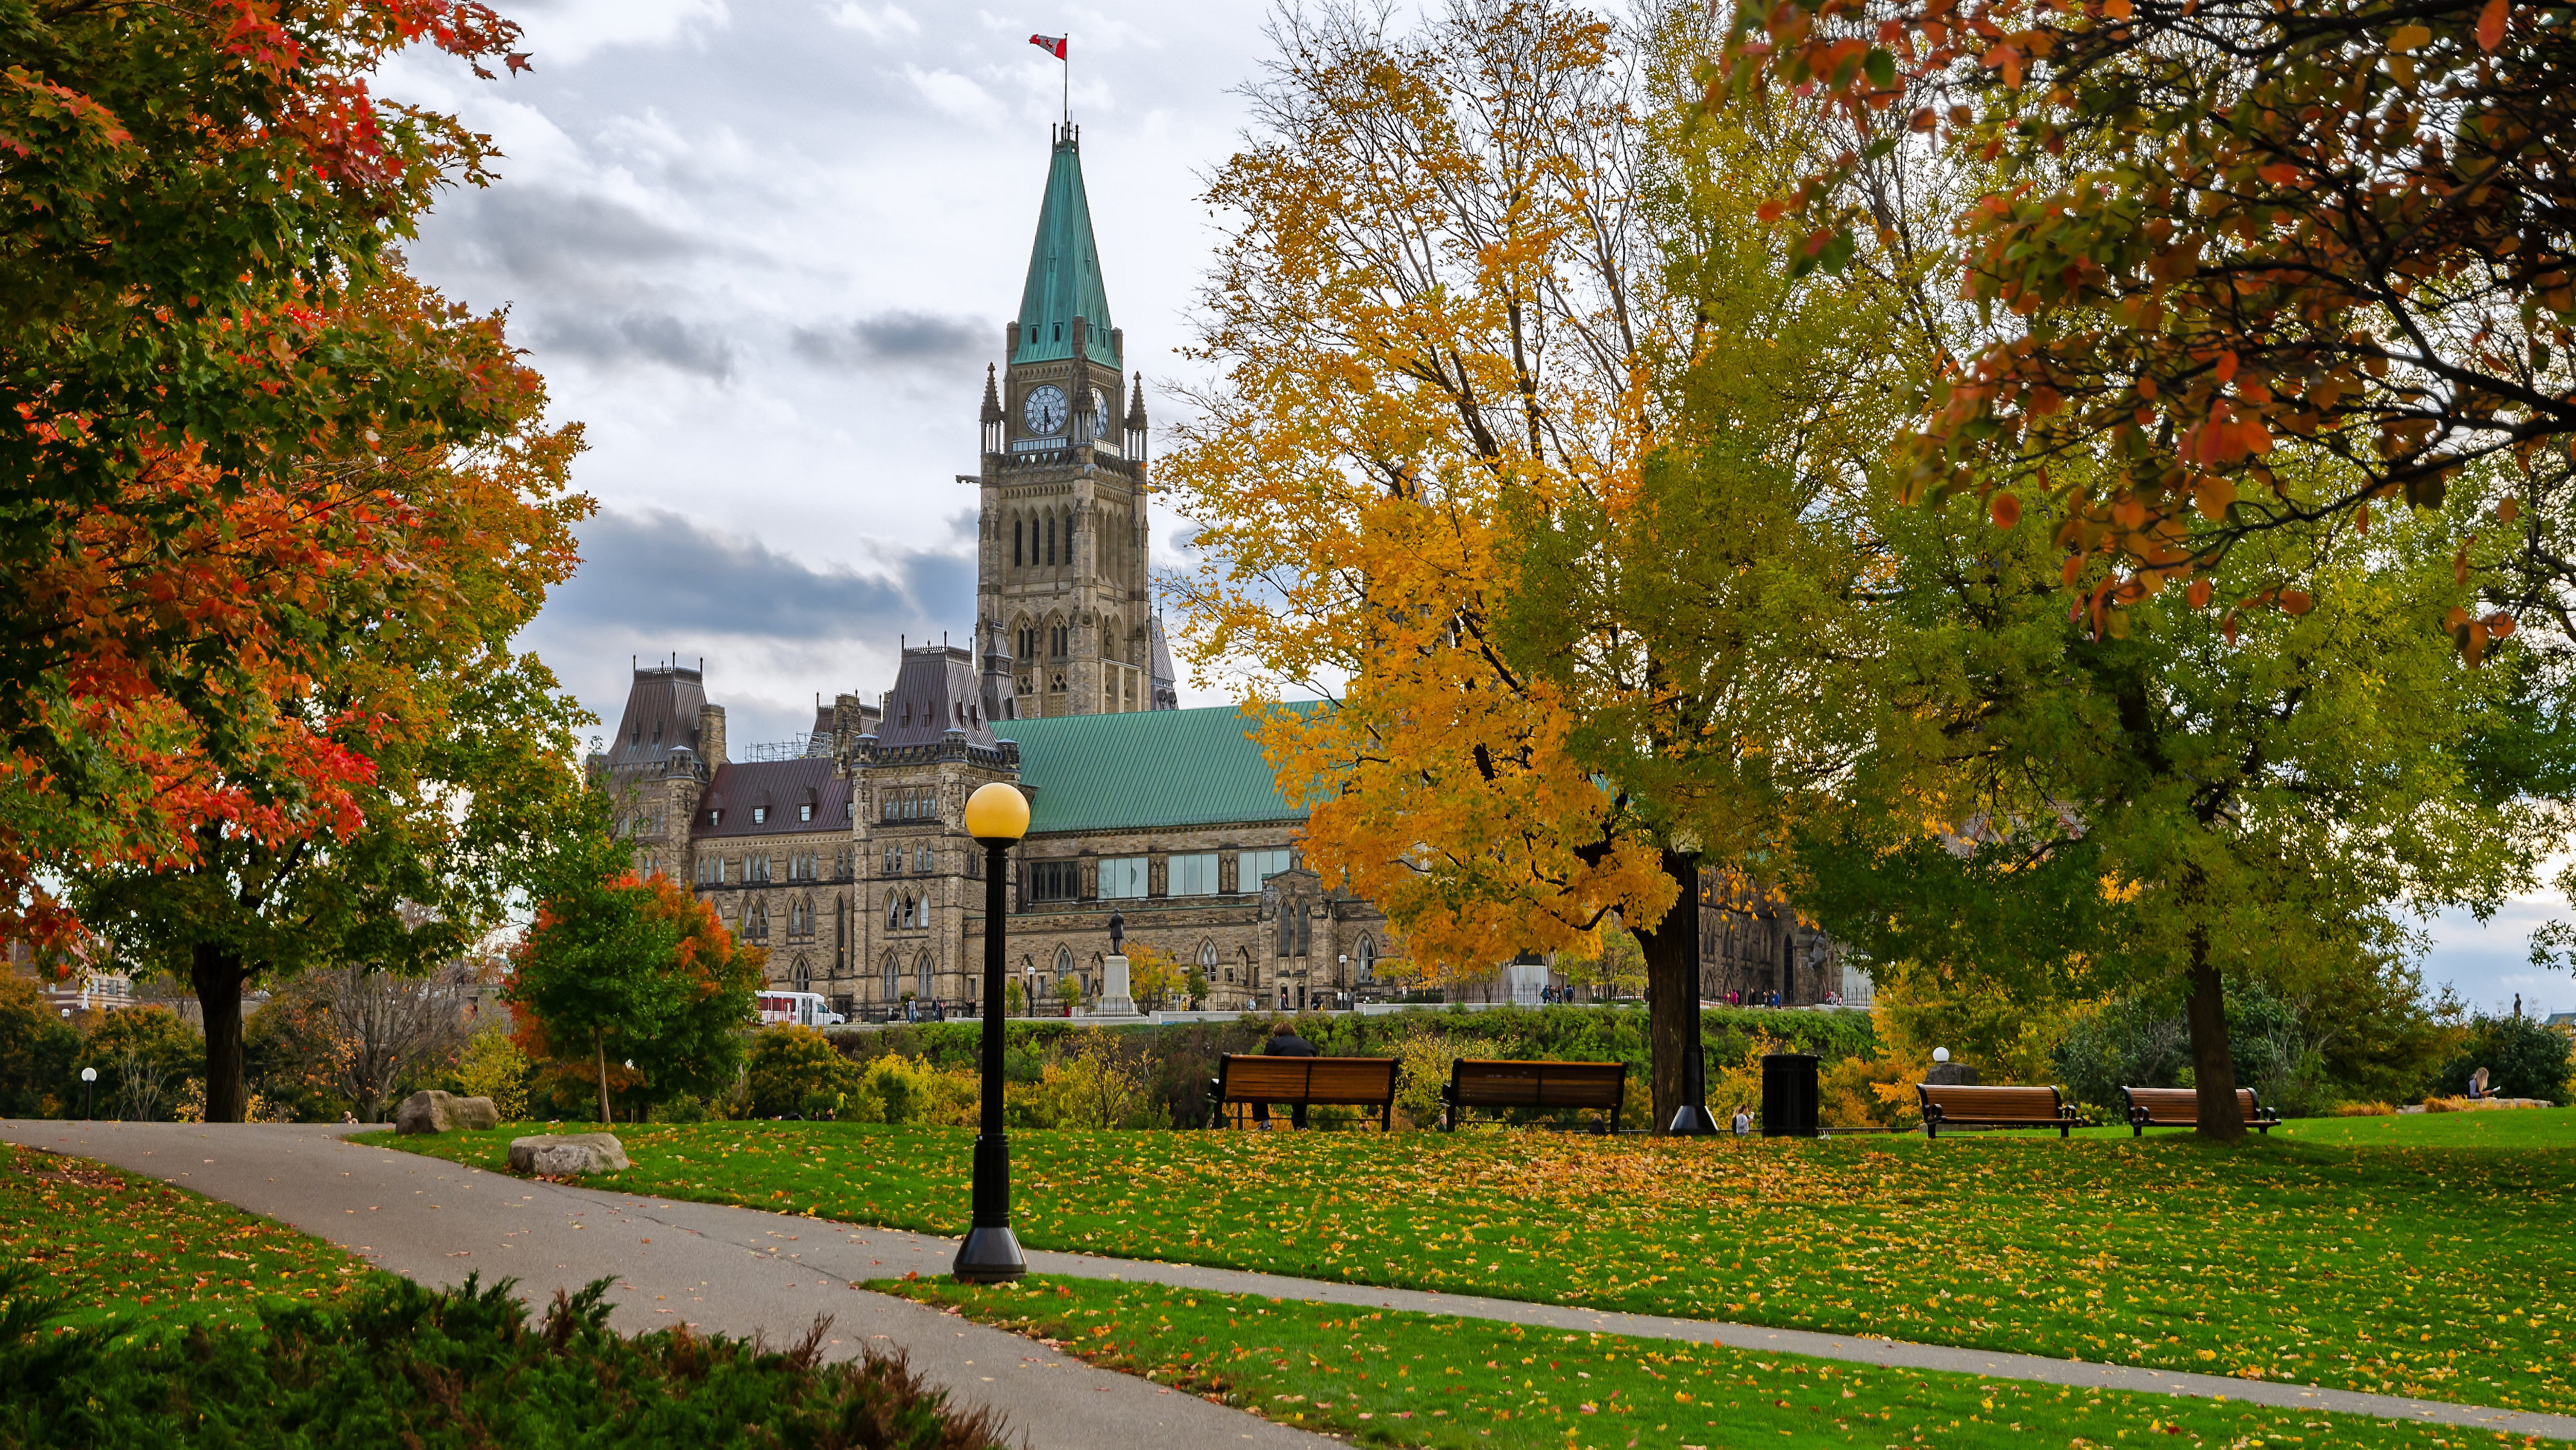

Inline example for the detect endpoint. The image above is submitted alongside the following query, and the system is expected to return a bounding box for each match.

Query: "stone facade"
[1696,873,1844,1005]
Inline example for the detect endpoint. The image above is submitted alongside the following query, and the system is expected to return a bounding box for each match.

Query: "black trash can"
[1761,1053,1819,1138]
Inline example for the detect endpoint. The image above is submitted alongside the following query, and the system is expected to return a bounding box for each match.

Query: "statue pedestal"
[1097,953,1135,1016]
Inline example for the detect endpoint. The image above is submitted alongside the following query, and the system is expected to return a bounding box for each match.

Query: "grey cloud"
[789,309,988,373]
[536,310,738,379]
[547,507,972,642]
[419,189,709,291]
[1167,524,1204,553]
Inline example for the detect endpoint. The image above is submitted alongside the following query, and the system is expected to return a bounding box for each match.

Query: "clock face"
[1090,387,1109,423]
[1022,385,1068,437]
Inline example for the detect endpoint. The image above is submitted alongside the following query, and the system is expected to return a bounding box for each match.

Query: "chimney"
[697,703,727,765]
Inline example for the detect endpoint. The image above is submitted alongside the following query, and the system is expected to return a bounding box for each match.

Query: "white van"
[755,991,844,1027]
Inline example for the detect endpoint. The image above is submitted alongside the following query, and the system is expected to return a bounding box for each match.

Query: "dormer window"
[708,809,722,826]
[752,806,767,825]
[799,803,812,821]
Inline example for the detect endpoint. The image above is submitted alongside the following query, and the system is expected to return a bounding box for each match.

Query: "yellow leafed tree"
[1164,0,1678,990]
[1164,0,1911,1126]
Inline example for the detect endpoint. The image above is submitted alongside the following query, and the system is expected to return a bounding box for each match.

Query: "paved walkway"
[0,1120,1330,1450]
[12,1120,2573,1444]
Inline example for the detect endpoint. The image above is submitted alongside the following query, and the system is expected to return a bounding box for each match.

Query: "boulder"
[451,1096,500,1130]
[507,1132,632,1177]
[396,1090,459,1134]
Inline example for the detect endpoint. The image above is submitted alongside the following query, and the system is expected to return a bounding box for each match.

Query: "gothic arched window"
[1357,937,1378,979]
[885,893,900,931]
[1013,517,1023,568]
[1045,515,1057,565]
[882,951,899,1000]
[792,956,811,993]
[917,950,936,997]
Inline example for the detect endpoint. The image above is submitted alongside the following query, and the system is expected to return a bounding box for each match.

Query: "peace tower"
[967,124,1174,720]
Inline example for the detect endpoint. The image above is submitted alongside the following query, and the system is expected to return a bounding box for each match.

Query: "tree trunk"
[595,1032,613,1125]
[1637,848,1701,1134]
[2185,934,2244,1141]
[191,942,251,1123]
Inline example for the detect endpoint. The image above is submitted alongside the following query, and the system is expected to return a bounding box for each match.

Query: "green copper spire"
[1013,126,1117,367]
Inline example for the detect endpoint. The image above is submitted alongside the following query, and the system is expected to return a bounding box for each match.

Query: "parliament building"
[590,127,1842,1018]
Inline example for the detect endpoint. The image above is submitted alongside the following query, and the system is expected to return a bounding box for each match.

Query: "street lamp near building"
[80,1065,97,1120]
[954,781,1030,1283]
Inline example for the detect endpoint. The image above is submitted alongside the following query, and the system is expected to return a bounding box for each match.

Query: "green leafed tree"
[509,786,763,1123]
[1797,461,2567,1136]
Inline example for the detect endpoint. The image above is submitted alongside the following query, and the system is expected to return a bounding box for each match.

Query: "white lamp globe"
[1932,1047,1951,1064]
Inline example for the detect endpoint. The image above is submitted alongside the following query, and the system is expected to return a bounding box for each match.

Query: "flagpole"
[1062,34,1070,130]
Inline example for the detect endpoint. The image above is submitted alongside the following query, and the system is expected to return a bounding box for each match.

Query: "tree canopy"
[1721,0,2576,651]
[2,0,530,944]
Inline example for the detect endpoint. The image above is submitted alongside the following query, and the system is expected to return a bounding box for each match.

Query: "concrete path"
[0,1120,1330,1450]
[13,1120,2573,1444]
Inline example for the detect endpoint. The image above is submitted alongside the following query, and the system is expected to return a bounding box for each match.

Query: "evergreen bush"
[0,1265,1010,1448]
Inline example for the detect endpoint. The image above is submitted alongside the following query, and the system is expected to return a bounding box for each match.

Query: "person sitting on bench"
[1252,1020,1316,1129]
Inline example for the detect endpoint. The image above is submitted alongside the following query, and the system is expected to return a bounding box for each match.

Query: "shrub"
[0,975,79,1118]
[2053,982,2353,1121]
[1023,1036,1153,1129]
[746,1025,858,1118]
[453,1022,531,1121]
[75,1007,201,1122]
[828,1005,1879,1130]
[1390,1032,1501,1129]
[242,993,348,1121]
[0,1264,1011,1447]
[2333,1101,2398,1116]
[1819,1050,1923,1130]
[2438,1013,2572,1104]
[849,1056,977,1127]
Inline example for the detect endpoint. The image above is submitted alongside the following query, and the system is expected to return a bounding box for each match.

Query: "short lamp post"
[80,1065,97,1120]
[954,781,1030,1283]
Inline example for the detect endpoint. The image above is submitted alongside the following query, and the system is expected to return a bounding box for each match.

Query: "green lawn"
[882,1275,2498,1449]
[2,1143,377,1331]
[386,1111,2576,1415]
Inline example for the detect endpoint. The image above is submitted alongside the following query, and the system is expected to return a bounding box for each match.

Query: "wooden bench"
[1443,1059,1628,1134]
[1916,1083,2079,1138]
[1208,1054,1397,1130]
[2121,1085,2278,1136]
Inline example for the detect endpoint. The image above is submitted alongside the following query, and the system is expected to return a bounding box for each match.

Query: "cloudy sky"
[384,0,2570,1015]
[388,0,1247,746]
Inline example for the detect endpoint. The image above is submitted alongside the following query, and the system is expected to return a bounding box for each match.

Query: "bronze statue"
[1106,911,1125,954]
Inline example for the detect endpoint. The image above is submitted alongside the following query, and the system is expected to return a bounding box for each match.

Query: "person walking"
[1250,1019,1317,1130]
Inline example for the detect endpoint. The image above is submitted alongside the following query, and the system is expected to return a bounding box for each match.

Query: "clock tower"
[966,124,1167,720]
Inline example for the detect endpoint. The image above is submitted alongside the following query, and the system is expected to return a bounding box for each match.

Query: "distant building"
[588,124,1842,1016]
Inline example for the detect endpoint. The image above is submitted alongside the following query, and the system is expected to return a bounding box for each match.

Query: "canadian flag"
[1029,33,1067,59]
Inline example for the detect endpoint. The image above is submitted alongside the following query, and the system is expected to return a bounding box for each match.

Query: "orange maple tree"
[2,0,531,944]
[1717,0,2574,646]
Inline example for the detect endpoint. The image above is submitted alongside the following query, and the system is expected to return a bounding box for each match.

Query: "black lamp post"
[954,781,1030,1283]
